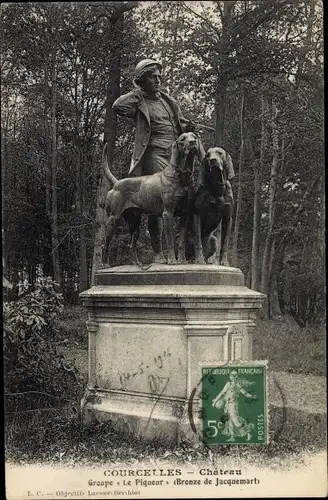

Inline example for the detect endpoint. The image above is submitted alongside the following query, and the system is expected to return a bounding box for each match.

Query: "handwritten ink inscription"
[118,348,172,394]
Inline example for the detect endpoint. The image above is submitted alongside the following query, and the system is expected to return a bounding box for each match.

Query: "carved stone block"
[80,264,265,443]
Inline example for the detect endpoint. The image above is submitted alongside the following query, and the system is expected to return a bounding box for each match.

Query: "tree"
[231,90,245,267]
[250,93,268,291]
[50,45,61,289]
[91,1,138,284]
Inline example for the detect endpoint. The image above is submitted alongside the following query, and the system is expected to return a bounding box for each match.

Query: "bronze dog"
[102,132,203,265]
[194,147,234,266]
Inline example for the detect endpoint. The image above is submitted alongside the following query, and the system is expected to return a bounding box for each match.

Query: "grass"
[5,308,327,467]
[56,305,88,348]
[5,404,327,469]
[253,315,326,376]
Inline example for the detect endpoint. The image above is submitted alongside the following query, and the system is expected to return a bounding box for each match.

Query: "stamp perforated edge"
[197,360,269,445]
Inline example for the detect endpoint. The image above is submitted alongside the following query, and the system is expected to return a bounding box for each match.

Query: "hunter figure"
[112,59,194,262]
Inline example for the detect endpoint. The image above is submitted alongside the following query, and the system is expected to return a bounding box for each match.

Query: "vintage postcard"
[3,1,326,499]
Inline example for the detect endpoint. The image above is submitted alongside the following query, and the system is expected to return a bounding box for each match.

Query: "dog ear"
[203,155,210,173]
[198,155,209,185]
[197,137,206,163]
[224,152,235,180]
[170,139,180,166]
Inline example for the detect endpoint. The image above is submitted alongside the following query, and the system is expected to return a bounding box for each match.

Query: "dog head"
[170,132,205,166]
[203,147,234,181]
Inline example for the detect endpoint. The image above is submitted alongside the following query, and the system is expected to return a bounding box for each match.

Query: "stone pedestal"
[80,264,265,444]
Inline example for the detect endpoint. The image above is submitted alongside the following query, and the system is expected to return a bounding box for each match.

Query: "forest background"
[2,0,325,325]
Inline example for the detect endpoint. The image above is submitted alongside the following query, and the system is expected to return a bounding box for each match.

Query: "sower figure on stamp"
[212,370,257,442]
[112,58,195,263]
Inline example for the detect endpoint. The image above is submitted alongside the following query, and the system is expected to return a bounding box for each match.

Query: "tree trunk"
[269,271,282,318]
[251,164,261,291]
[43,63,53,278]
[44,63,51,218]
[231,91,245,267]
[79,227,88,291]
[168,3,180,90]
[214,2,235,145]
[295,0,316,89]
[260,99,279,302]
[268,99,279,223]
[245,266,251,288]
[91,10,124,285]
[267,239,282,318]
[76,142,88,292]
[50,48,62,290]
[74,57,89,293]
[214,76,227,145]
[251,93,268,290]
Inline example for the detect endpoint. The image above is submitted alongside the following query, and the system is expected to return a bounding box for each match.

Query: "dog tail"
[102,143,118,186]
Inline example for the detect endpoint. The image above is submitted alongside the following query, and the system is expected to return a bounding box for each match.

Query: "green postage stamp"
[201,363,268,445]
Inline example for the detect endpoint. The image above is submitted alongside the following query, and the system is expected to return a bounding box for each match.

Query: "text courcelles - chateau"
[103,469,242,477]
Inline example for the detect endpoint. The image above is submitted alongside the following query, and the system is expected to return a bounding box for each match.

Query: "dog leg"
[102,215,119,265]
[177,216,188,264]
[126,211,142,266]
[128,224,142,266]
[204,233,218,263]
[206,226,220,264]
[194,214,206,264]
[148,215,166,264]
[220,204,232,266]
[162,210,177,264]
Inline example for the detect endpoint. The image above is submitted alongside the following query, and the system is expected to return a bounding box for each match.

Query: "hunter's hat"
[134,59,162,82]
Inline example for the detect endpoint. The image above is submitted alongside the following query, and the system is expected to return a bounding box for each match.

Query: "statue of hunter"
[112,58,195,263]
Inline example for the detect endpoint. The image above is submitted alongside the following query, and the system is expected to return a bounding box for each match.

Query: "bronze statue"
[102,132,204,265]
[112,59,195,263]
[194,147,235,266]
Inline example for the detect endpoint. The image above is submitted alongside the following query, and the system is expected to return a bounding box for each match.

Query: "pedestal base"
[80,264,265,444]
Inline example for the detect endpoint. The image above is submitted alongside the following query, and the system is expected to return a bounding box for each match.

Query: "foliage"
[3,277,83,401]
[1,1,325,323]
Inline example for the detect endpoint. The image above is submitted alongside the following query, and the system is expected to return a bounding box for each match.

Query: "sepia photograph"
[2,1,326,498]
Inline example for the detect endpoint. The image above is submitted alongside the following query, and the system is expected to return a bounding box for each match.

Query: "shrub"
[3,277,83,408]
